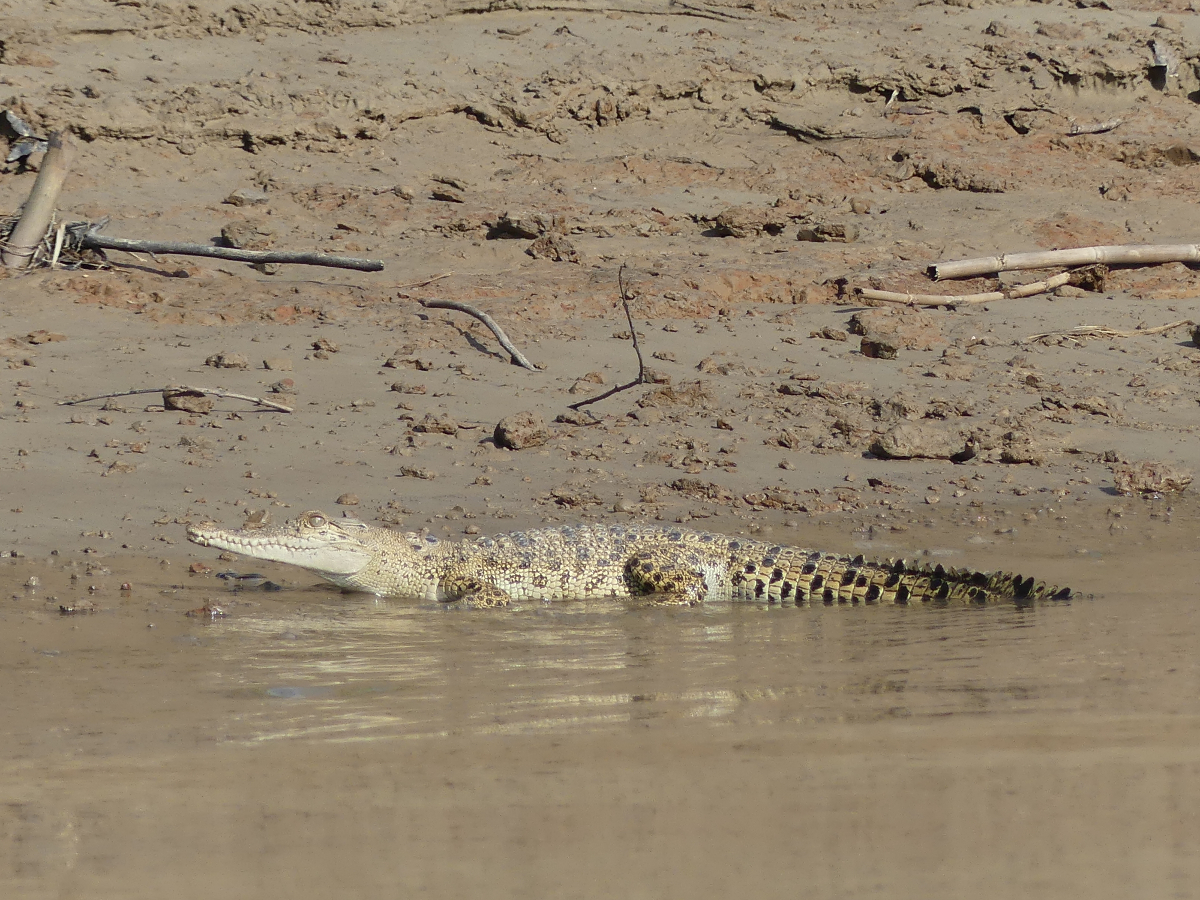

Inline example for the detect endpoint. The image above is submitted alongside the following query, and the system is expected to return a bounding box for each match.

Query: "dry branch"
[417,298,537,370]
[569,265,648,410]
[931,244,1200,280]
[2,131,74,268]
[451,0,749,21]
[80,234,384,272]
[1025,320,1194,344]
[859,272,1072,308]
[58,385,293,413]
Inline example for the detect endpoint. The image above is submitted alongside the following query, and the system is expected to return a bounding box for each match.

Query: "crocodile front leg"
[438,575,514,609]
[623,552,708,606]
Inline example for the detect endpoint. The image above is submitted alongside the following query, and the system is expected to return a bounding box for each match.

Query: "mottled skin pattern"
[187,511,1072,609]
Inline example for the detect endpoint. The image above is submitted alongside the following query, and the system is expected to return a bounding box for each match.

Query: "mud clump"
[495,411,550,449]
[1111,461,1193,496]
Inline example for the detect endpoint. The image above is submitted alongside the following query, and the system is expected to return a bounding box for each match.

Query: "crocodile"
[186,510,1072,609]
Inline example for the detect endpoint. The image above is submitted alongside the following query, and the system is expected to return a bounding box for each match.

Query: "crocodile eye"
[307,514,326,528]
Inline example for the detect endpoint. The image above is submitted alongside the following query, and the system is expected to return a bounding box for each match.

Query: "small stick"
[1025,320,1193,343]
[395,271,454,292]
[58,385,293,413]
[859,272,1072,308]
[49,221,65,268]
[454,0,749,22]
[417,297,537,370]
[569,265,647,410]
[2,131,75,268]
[931,244,1200,280]
[79,234,384,272]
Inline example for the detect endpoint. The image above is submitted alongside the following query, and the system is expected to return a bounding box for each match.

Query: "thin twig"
[858,272,1072,308]
[1025,320,1194,344]
[452,0,749,21]
[417,297,537,370]
[569,264,648,410]
[395,271,454,292]
[58,385,294,413]
[79,234,384,272]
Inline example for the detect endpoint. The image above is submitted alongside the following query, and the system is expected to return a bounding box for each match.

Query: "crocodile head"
[187,510,375,580]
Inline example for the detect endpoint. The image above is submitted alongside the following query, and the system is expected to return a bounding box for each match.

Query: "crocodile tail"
[883,561,1072,606]
[765,551,1071,606]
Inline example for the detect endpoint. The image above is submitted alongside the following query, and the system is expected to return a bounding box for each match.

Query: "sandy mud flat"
[2,0,1200,896]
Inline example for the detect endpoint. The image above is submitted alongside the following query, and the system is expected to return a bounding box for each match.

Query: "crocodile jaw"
[187,518,372,578]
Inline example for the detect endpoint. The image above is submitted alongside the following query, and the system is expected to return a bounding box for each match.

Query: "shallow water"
[3,506,1200,899]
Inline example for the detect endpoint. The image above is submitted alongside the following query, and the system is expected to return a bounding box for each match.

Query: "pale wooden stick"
[58,385,293,413]
[859,272,1071,308]
[1025,320,1194,343]
[417,298,537,370]
[49,221,65,268]
[2,131,74,268]
[859,287,1002,307]
[931,244,1200,280]
[1007,273,1073,297]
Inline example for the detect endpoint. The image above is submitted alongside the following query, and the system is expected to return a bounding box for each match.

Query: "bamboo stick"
[930,244,1200,281]
[859,272,1071,308]
[2,131,74,268]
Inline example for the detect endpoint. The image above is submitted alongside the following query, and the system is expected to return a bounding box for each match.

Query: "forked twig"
[417,297,537,370]
[569,264,647,410]
[58,385,294,413]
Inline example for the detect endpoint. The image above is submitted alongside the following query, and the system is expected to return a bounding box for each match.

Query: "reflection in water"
[193,590,1147,744]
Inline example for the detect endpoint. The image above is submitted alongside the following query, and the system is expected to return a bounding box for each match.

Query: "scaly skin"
[186,510,1072,609]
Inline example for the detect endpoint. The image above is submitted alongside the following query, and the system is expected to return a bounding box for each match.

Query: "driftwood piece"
[1066,118,1123,136]
[859,272,1072,308]
[79,234,384,272]
[931,244,1200,280]
[2,131,74,268]
[58,385,293,413]
[1024,320,1193,344]
[417,298,537,370]
[569,265,648,410]
[769,115,912,143]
